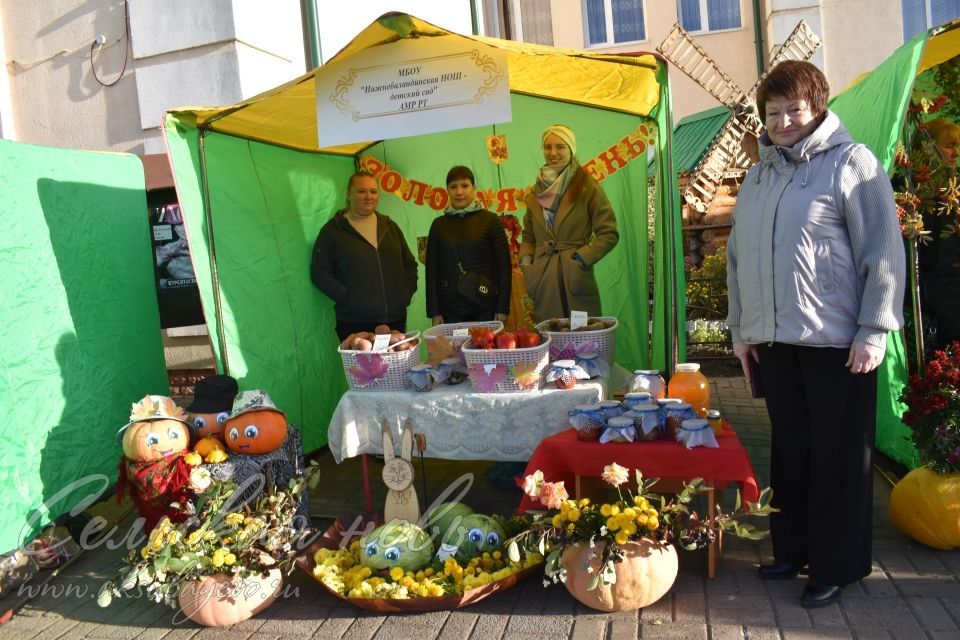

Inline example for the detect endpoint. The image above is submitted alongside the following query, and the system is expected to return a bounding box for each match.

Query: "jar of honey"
[706,409,723,436]
[667,363,710,417]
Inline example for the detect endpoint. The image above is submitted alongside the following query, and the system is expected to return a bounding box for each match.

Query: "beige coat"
[519,167,619,321]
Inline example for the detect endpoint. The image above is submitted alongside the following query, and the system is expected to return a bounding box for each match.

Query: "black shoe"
[801,580,842,608]
[757,561,804,580]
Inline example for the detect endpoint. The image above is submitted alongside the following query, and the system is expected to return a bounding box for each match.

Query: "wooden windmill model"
[657,20,822,213]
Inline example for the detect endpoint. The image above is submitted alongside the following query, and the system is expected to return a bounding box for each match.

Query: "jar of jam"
[629,370,666,399]
[662,402,697,441]
[623,392,653,411]
[667,363,710,417]
[706,409,724,436]
[625,403,662,441]
[598,399,624,422]
[568,404,604,441]
[602,416,636,443]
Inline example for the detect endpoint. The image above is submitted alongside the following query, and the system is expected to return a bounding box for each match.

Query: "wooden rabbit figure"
[381,418,420,523]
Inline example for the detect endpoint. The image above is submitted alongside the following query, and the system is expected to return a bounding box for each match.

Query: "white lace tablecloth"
[328,377,616,463]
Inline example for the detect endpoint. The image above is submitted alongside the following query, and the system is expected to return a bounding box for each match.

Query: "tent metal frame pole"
[907,239,924,375]
[198,129,231,375]
[659,62,681,376]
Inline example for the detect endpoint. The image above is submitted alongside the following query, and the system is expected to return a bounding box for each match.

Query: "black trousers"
[757,342,877,586]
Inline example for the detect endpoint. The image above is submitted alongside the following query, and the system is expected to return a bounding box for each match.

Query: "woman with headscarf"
[518,124,619,321]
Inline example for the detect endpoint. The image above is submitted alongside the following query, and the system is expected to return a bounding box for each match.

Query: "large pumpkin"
[121,419,190,462]
[889,466,960,550]
[225,409,287,455]
[561,539,678,612]
[177,562,282,626]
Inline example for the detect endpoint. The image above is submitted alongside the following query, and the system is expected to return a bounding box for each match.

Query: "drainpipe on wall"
[753,0,766,76]
[301,0,322,70]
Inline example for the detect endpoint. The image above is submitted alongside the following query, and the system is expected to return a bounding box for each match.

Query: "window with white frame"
[678,0,742,33]
[902,0,960,40]
[583,0,646,46]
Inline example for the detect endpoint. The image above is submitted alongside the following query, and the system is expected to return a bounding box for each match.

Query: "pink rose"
[538,481,568,509]
[601,463,629,488]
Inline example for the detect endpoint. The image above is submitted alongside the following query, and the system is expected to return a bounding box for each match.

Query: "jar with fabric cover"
[624,404,662,442]
[600,416,636,443]
[569,403,605,441]
[628,370,666,398]
[662,402,697,441]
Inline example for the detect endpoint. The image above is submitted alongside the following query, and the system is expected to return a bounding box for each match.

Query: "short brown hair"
[446,165,475,187]
[926,118,960,145]
[756,60,830,120]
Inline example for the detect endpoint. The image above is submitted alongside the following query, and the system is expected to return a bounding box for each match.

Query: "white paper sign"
[452,328,469,337]
[316,35,511,147]
[372,333,392,352]
[570,310,588,330]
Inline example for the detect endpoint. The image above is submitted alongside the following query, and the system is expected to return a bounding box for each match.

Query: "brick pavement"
[1,377,957,640]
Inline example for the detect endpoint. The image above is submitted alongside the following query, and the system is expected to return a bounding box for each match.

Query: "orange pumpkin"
[561,539,678,612]
[121,418,190,462]
[177,556,282,626]
[225,409,287,455]
[889,466,960,550]
[190,411,230,440]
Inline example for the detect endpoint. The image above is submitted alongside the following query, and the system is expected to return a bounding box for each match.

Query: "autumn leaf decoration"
[426,335,458,366]
[511,361,540,390]
[468,363,508,392]
[348,354,389,387]
[130,395,159,421]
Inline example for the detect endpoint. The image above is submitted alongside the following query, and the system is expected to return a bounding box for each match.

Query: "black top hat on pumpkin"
[186,375,239,414]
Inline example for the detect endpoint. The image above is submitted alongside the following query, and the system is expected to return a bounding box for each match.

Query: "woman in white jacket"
[726,61,904,608]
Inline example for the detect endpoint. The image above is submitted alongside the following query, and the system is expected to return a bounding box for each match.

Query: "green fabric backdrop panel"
[0,139,167,553]
[829,33,928,468]
[168,128,355,452]
[366,92,652,369]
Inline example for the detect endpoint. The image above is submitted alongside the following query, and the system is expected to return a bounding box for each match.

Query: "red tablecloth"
[517,424,760,513]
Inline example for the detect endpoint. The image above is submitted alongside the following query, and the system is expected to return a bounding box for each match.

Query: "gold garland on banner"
[358,123,656,214]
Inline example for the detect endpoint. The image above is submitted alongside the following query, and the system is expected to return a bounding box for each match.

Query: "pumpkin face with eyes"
[121,418,190,462]
[190,411,230,440]
[225,409,287,455]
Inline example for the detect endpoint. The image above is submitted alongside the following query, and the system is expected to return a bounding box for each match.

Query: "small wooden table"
[517,425,760,578]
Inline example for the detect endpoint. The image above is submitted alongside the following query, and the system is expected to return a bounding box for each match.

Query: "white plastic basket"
[338,332,421,391]
[536,316,618,369]
[461,334,551,393]
[422,321,503,351]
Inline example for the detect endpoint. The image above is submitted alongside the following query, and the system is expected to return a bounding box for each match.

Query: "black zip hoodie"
[310,210,418,324]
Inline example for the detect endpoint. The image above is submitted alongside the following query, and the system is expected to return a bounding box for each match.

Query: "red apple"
[495,332,517,349]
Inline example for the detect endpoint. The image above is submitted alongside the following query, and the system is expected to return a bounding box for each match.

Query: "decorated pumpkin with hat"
[224,390,288,455]
[115,395,194,531]
[186,374,238,442]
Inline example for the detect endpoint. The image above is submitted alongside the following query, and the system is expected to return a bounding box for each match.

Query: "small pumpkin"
[190,411,230,440]
[177,556,282,626]
[225,409,287,455]
[194,435,229,463]
[121,419,190,462]
[889,466,960,550]
[359,522,434,573]
[562,539,678,612]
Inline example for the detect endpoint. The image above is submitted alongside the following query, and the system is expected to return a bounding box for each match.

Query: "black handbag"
[446,218,497,307]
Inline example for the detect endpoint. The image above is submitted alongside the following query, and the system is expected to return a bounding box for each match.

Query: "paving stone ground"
[1,377,956,640]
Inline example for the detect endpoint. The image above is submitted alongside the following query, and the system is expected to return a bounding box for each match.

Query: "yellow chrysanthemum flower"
[600,504,613,517]
[389,567,404,581]
[567,508,581,522]
[615,531,629,545]
[224,513,244,527]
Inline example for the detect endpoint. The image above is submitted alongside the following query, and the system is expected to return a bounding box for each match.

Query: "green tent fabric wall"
[0,139,168,553]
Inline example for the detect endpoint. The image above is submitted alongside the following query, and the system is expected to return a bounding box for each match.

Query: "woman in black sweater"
[426,166,511,325]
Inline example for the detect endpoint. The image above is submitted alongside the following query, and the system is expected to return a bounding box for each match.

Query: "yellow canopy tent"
[163,13,683,451]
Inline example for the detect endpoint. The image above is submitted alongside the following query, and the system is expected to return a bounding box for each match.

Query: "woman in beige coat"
[519,124,619,321]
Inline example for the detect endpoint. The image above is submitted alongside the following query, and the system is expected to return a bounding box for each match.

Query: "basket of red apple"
[423,320,503,352]
[460,327,551,393]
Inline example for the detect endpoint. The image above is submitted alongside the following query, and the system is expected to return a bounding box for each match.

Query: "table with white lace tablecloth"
[327,379,611,464]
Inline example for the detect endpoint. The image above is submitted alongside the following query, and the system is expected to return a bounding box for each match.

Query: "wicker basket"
[338,332,421,391]
[423,321,503,351]
[461,334,551,393]
[536,317,618,368]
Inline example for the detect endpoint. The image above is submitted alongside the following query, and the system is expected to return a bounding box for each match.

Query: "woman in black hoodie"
[311,171,418,341]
